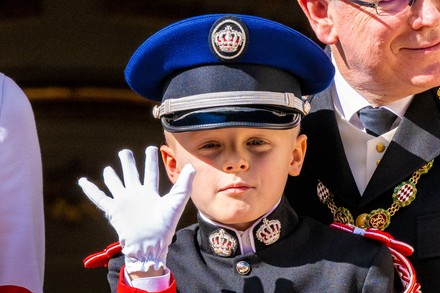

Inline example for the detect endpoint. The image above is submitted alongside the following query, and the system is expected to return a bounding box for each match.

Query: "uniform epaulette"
[83,241,122,268]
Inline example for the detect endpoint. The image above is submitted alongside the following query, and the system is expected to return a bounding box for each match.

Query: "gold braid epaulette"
[317,160,434,231]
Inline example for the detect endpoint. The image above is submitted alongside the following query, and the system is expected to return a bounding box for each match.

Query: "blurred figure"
[0,73,44,293]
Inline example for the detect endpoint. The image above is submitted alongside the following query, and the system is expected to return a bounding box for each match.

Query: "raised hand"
[78,146,196,273]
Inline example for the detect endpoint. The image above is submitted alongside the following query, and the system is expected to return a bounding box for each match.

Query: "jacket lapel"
[361,88,440,206]
[303,85,361,208]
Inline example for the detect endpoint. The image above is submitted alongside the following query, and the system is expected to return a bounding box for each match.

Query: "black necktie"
[358,106,397,137]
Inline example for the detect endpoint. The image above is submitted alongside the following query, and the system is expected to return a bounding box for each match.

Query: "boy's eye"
[247,139,266,146]
[200,142,220,149]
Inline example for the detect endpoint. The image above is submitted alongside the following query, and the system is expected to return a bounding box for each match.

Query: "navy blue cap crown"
[124,14,335,132]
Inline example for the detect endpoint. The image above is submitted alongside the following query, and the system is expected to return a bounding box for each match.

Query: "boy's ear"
[160,144,179,184]
[297,0,338,45]
[288,134,307,177]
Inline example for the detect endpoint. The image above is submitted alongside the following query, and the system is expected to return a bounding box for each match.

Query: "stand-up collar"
[198,196,299,257]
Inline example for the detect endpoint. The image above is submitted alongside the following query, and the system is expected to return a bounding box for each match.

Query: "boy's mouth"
[219,183,252,193]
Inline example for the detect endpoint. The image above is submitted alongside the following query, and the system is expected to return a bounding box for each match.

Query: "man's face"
[161,127,306,231]
[317,0,440,99]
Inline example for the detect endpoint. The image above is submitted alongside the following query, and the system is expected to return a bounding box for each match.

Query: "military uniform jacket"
[285,86,440,292]
[108,197,397,292]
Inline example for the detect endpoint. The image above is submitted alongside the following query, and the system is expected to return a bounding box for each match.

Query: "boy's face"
[160,127,306,230]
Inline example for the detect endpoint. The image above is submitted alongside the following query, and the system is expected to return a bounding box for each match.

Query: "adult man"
[285,0,440,291]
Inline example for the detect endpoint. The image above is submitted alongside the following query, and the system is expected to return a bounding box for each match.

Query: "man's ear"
[160,144,179,184]
[288,134,307,177]
[297,0,338,44]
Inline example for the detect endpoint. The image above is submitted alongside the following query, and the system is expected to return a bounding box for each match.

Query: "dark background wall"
[0,1,316,292]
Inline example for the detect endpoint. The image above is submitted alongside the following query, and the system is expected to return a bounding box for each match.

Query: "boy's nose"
[223,157,249,172]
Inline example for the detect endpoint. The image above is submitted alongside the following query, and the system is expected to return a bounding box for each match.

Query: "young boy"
[79,14,400,292]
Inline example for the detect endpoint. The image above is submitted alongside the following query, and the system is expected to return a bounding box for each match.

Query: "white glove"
[78,146,196,273]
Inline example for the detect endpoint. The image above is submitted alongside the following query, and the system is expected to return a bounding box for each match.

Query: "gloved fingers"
[118,149,141,188]
[144,146,159,192]
[103,166,126,198]
[166,164,196,213]
[78,177,113,212]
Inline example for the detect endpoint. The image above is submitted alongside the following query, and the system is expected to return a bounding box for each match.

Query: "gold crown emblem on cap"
[210,17,247,61]
[256,218,281,245]
[209,228,237,257]
[213,25,244,53]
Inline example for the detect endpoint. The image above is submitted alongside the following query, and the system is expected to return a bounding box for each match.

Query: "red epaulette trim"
[330,222,421,293]
[83,241,122,268]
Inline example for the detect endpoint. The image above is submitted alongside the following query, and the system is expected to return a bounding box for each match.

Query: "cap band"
[162,64,302,101]
[153,91,310,119]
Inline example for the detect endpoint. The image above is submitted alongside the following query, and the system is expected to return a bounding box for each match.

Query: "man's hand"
[78,146,196,273]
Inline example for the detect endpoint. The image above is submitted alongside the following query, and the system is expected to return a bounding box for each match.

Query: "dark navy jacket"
[108,197,397,292]
[286,86,440,292]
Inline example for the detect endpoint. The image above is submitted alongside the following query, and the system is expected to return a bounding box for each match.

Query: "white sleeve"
[0,73,45,293]
[124,267,171,291]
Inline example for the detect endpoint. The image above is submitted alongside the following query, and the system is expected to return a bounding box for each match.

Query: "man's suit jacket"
[285,86,440,292]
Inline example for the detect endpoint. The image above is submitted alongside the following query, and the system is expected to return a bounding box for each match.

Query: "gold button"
[437,87,440,98]
[376,143,386,153]
[236,261,251,275]
[376,159,381,166]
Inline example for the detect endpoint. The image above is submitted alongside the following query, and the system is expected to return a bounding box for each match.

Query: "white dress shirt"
[332,58,413,194]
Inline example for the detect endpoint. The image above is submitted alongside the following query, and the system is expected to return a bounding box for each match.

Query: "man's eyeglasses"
[348,0,416,16]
